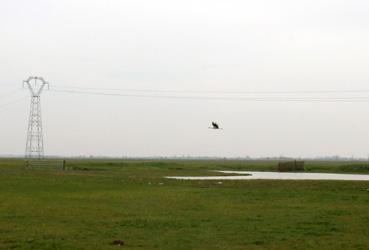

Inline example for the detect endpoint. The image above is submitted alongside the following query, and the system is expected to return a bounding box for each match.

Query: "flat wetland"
[1,159,369,249]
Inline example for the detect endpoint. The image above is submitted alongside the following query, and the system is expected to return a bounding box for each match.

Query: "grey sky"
[1,0,369,157]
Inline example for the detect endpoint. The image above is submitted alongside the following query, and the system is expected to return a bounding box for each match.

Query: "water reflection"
[166,171,369,181]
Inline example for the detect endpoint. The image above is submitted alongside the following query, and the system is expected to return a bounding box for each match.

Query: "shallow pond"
[166,171,369,181]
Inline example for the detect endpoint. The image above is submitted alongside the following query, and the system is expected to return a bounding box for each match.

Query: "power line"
[0,88,23,99]
[0,95,28,114]
[54,85,369,95]
[49,89,369,103]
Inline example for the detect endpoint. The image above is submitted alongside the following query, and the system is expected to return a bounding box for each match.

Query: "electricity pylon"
[24,77,49,159]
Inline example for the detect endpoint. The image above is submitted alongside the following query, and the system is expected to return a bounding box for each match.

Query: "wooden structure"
[278,160,305,172]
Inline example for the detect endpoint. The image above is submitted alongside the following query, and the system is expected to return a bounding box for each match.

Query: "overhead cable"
[0,95,28,114]
[0,88,23,99]
[49,89,369,103]
[54,85,369,95]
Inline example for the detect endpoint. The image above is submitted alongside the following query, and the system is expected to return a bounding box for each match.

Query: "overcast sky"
[1,0,369,158]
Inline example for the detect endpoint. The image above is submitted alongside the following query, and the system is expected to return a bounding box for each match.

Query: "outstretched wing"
[212,122,219,129]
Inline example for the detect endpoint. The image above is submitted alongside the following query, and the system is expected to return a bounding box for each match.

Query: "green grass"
[1,159,369,249]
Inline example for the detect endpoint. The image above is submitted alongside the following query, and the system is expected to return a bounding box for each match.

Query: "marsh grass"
[1,159,369,249]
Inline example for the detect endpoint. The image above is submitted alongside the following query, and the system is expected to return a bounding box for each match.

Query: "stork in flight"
[209,121,222,130]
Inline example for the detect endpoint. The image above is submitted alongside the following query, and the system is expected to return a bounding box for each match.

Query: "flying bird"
[209,121,222,130]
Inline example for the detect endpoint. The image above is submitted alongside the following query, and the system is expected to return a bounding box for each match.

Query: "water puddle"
[166,171,369,181]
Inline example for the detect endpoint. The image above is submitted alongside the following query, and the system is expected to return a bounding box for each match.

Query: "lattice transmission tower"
[24,77,49,159]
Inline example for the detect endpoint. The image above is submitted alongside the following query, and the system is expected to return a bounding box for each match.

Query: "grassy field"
[1,159,369,249]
